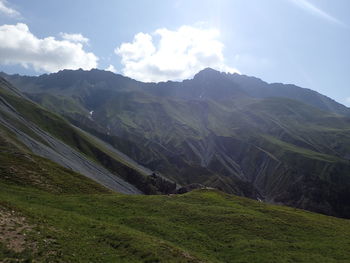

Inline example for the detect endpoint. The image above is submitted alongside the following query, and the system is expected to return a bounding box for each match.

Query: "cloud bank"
[0,23,98,72]
[115,25,238,82]
[0,0,20,17]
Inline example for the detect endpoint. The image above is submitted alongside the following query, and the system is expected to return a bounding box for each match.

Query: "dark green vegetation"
[3,68,350,218]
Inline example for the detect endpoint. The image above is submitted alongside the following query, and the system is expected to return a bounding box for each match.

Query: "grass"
[1,181,350,262]
[261,135,341,163]
[0,128,110,195]
[29,93,89,117]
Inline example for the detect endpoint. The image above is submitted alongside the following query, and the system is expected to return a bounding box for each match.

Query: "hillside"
[2,69,350,218]
[2,176,350,262]
[0,77,176,195]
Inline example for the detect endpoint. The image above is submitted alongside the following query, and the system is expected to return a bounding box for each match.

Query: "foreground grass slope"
[1,185,350,262]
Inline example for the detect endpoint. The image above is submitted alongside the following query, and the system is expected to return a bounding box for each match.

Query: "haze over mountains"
[1,68,350,218]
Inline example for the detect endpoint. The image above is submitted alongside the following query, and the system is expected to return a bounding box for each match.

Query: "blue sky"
[0,0,349,106]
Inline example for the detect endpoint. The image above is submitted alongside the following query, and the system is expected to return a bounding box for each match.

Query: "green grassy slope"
[1,182,350,262]
[0,125,111,195]
[26,93,89,117]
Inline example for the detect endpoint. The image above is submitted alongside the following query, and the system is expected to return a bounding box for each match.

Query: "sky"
[0,0,349,106]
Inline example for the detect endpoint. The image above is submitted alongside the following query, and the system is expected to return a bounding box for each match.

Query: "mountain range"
[1,69,350,261]
[1,68,350,219]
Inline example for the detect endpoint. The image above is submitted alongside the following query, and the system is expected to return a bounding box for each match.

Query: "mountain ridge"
[1,68,350,218]
[1,67,349,116]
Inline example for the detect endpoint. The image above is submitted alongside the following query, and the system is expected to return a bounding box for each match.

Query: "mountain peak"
[193,67,222,79]
[198,67,219,74]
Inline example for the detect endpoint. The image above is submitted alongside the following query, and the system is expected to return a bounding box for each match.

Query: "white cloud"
[345,97,350,106]
[0,0,20,17]
[115,25,239,82]
[0,23,98,72]
[288,0,345,26]
[105,64,117,73]
[60,33,89,44]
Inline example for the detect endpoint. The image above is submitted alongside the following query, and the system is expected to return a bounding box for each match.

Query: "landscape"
[1,0,350,262]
